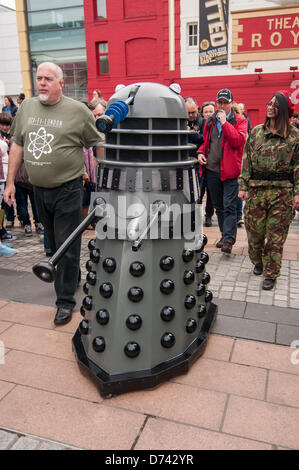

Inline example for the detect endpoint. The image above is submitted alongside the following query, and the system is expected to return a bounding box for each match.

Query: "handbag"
[82,180,96,207]
[15,160,33,190]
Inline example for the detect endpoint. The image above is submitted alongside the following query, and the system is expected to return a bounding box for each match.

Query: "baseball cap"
[216,89,233,103]
[276,90,295,118]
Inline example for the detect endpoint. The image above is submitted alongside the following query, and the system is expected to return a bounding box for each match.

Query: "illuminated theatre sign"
[231,6,299,68]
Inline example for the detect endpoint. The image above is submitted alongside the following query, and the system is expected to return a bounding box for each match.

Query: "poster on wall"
[199,0,229,66]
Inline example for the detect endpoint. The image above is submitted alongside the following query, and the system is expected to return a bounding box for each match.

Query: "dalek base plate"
[72,302,217,398]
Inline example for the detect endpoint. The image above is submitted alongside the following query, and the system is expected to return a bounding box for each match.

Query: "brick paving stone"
[232,293,246,301]
[245,296,259,303]
[267,371,299,408]
[247,290,259,297]
[135,417,272,450]
[223,395,299,449]
[259,298,273,306]
[231,339,299,375]
[218,291,232,299]
[0,320,12,334]
[0,324,75,362]
[203,334,234,362]
[0,350,102,403]
[0,385,145,450]
[110,381,227,431]
[274,301,288,308]
[172,357,267,400]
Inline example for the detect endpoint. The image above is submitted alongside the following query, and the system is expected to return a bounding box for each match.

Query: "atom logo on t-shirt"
[27,127,54,159]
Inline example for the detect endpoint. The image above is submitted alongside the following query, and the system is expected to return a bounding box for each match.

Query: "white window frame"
[187,22,198,48]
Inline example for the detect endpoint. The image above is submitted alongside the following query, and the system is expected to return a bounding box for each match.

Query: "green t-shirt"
[12,96,104,188]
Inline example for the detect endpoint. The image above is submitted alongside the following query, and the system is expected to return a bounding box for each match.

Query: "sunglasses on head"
[202,101,215,107]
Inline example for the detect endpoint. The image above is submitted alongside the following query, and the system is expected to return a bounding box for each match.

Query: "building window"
[26,0,87,100]
[98,42,109,74]
[188,23,198,47]
[96,0,107,18]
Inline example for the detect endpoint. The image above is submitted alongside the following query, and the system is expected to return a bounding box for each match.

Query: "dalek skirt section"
[72,82,217,397]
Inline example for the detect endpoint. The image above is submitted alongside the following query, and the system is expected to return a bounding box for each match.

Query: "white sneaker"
[35,223,44,234]
[24,225,33,237]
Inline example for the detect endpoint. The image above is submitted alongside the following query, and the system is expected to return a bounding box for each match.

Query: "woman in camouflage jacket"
[238,91,299,290]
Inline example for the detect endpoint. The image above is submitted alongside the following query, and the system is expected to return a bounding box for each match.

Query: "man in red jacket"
[197,89,247,254]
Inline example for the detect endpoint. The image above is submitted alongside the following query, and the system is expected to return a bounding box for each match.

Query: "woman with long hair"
[2,96,18,117]
[238,91,299,290]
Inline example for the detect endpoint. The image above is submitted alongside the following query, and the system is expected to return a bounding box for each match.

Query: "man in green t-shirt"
[4,62,104,325]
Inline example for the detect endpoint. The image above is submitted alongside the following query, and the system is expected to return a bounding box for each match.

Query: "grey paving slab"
[38,441,71,450]
[0,429,18,449]
[245,303,299,327]
[0,269,84,309]
[0,428,80,450]
[276,324,299,347]
[212,315,276,343]
[213,298,246,318]
[10,436,40,450]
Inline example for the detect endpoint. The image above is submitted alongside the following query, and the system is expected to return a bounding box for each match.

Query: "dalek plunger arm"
[96,85,140,134]
[32,198,106,283]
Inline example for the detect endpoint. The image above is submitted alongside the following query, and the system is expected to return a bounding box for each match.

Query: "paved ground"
[0,212,299,450]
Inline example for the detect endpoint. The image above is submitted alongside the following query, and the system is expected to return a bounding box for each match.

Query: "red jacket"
[197,110,247,181]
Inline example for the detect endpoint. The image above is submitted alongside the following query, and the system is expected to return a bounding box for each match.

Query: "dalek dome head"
[109,82,187,120]
[100,82,194,162]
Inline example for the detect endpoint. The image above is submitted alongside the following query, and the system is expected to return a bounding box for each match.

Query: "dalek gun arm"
[32,198,107,283]
[131,200,167,252]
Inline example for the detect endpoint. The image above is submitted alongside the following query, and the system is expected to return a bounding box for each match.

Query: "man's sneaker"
[237,218,244,227]
[24,225,33,237]
[216,238,224,248]
[35,223,44,234]
[1,232,16,242]
[6,220,14,228]
[221,239,233,254]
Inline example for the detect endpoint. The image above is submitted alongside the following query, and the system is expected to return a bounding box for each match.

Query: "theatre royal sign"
[231,5,299,69]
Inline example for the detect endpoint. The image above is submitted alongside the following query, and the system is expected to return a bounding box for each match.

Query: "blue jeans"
[15,184,40,226]
[206,170,238,244]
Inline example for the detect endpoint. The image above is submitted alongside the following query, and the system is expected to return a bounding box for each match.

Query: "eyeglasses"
[266,102,279,110]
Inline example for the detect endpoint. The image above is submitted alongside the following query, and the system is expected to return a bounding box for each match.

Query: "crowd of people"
[2,63,105,325]
[0,66,298,327]
[0,74,107,324]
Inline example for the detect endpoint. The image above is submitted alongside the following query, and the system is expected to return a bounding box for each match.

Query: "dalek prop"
[33,82,217,398]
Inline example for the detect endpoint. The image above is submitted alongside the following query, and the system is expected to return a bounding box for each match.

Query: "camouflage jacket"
[238,124,299,195]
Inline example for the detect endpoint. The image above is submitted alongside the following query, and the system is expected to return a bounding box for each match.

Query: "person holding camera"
[197,89,247,254]
[185,97,214,227]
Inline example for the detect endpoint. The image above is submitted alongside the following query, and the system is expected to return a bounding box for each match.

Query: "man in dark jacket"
[239,103,252,135]
[185,97,214,226]
[185,97,204,157]
[197,89,247,254]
